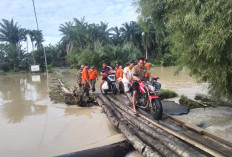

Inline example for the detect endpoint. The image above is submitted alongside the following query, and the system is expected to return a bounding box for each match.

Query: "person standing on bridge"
[88,66,98,92]
[100,62,111,94]
[77,65,84,90]
[132,57,159,115]
[82,64,90,96]
[122,60,135,103]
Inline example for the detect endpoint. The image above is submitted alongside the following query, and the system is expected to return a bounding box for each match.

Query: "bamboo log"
[139,112,225,157]
[95,96,161,157]
[165,113,232,148]
[99,95,180,157]
[107,95,208,157]
[128,124,178,157]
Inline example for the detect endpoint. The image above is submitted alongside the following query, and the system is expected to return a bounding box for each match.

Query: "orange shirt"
[82,68,89,83]
[145,63,150,78]
[145,63,150,70]
[88,69,98,80]
[116,68,123,79]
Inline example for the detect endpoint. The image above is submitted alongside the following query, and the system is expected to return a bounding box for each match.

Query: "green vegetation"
[0,19,66,72]
[59,18,165,68]
[135,0,232,101]
[179,95,205,109]
[158,89,178,100]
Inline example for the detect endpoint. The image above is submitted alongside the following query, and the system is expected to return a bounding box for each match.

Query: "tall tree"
[110,26,122,45]
[0,19,25,46]
[135,0,232,101]
[120,21,142,49]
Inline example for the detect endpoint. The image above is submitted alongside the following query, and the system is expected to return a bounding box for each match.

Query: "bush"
[161,53,179,66]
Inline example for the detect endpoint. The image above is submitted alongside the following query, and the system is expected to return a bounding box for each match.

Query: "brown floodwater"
[0,74,124,157]
[151,66,208,99]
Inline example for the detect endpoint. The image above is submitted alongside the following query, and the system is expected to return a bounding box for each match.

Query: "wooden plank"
[166,114,232,148]
[138,114,226,157]
[164,114,204,134]
[183,131,232,157]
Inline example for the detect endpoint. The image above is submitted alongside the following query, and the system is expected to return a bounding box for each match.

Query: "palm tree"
[0,19,25,46]
[88,23,101,49]
[120,21,142,47]
[59,22,74,53]
[98,21,110,45]
[110,26,122,45]
[33,30,44,49]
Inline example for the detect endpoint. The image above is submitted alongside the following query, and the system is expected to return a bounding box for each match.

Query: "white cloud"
[0,0,137,46]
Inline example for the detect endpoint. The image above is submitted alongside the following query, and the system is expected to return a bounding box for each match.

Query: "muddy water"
[175,107,232,143]
[0,74,124,157]
[150,66,232,143]
[151,66,208,99]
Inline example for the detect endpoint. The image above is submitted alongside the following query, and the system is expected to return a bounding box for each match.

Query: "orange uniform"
[88,69,98,80]
[82,67,89,83]
[145,63,150,78]
[116,67,123,79]
[145,63,150,70]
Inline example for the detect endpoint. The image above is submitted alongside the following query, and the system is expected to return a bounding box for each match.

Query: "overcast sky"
[0,0,137,46]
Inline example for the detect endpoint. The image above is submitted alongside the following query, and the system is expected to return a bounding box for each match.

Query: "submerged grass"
[179,95,206,109]
[158,89,178,100]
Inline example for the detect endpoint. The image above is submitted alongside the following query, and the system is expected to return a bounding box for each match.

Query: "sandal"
[133,112,138,116]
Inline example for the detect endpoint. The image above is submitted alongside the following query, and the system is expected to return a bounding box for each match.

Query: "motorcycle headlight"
[108,75,115,81]
[148,85,154,91]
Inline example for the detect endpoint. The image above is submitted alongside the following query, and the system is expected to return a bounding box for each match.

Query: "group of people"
[77,57,158,114]
[77,65,98,95]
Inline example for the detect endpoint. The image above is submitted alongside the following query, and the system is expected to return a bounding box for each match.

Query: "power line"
[32,0,39,30]
[31,0,48,76]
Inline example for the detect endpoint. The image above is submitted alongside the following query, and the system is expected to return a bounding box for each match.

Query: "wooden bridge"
[95,94,232,157]
[53,78,232,157]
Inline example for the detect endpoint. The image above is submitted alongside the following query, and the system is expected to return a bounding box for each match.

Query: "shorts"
[123,82,130,92]
[132,82,139,92]
[102,77,107,81]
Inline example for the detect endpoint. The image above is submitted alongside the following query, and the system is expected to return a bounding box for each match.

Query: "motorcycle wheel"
[150,98,163,120]
[119,82,124,94]
[112,85,117,95]
[104,90,108,95]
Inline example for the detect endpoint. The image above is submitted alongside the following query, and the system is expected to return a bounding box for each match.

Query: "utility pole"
[32,0,48,76]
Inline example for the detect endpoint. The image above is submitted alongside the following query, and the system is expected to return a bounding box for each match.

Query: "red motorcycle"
[128,78,163,120]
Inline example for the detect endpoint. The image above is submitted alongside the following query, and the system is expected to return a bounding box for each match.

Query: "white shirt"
[123,66,133,83]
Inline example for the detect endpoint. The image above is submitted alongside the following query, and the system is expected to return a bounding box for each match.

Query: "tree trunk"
[96,96,161,157]
[32,41,35,65]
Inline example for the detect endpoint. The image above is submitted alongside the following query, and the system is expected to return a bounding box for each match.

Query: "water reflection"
[0,74,124,157]
[0,74,47,123]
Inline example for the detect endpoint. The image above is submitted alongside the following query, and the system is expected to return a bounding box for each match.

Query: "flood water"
[151,66,208,99]
[0,74,124,157]
[0,66,231,157]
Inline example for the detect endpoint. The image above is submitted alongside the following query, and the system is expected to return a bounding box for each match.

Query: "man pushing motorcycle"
[131,57,159,115]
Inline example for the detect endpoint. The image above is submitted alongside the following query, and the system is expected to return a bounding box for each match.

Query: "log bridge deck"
[95,94,232,157]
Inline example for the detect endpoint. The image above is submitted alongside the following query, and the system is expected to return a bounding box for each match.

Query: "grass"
[179,95,205,109]
[195,94,232,107]
[158,89,178,100]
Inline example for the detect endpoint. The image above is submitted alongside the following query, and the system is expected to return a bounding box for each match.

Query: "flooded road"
[0,74,124,157]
